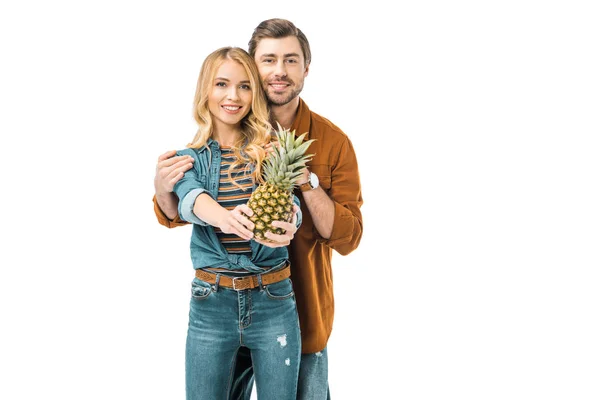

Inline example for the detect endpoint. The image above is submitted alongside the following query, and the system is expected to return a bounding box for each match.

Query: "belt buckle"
[232,277,245,290]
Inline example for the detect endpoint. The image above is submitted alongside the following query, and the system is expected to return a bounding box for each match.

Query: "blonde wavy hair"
[187,46,272,187]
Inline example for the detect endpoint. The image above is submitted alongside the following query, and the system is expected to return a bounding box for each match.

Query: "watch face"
[310,172,319,188]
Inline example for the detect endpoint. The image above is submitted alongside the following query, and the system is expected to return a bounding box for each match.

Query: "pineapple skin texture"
[248,183,293,240]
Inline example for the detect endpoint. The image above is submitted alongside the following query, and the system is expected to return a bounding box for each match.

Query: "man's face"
[253,36,309,106]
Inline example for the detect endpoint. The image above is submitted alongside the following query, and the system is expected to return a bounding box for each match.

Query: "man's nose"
[274,60,287,78]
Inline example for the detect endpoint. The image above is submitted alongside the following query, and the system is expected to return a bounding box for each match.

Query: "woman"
[171,47,302,399]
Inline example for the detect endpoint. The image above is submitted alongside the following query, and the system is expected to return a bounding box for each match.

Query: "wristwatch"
[299,172,319,192]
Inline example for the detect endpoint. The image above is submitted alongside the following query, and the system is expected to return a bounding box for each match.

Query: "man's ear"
[304,63,310,78]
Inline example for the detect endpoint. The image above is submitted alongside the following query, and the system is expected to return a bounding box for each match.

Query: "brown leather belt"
[195,264,291,290]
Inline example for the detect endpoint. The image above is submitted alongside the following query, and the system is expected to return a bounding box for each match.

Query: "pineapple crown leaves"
[262,122,316,188]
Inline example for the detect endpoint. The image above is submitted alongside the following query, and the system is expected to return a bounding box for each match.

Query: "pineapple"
[248,123,315,240]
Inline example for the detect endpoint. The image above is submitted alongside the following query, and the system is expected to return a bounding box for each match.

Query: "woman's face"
[208,59,253,130]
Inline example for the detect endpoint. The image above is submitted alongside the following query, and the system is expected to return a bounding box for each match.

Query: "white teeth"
[223,106,241,111]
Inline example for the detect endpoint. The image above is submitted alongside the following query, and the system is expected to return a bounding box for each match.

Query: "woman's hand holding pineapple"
[215,203,300,247]
[253,204,300,248]
[215,204,256,241]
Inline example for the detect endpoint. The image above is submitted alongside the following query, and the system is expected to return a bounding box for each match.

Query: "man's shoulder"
[309,109,349,143]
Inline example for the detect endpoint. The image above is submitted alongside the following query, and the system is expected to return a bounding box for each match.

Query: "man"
[154,19,363,399]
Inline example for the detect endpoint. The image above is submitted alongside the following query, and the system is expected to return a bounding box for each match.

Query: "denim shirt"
[173,138,302,274]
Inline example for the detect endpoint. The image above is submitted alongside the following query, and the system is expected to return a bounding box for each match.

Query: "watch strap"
[299,181,313,192]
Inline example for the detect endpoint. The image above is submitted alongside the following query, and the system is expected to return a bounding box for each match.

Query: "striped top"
[214,146,253,258]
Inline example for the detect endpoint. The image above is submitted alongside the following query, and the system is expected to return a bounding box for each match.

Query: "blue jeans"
[185,277,301,400]
[230,347,331,400]
[297,348,330,400]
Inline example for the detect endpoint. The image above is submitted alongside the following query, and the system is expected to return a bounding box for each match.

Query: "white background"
[1,0,599,399]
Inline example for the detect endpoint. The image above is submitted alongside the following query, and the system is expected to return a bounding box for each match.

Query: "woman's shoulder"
[176,147,206,158]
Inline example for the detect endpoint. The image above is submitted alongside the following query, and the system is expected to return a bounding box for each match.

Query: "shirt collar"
[290,98,311,138]
[195,138,219,154]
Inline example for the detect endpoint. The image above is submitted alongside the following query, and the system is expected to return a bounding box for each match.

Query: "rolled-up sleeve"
[152,195,189,228]
[172,149,212,225]
[179,188,211,225]
[317,137,363,255]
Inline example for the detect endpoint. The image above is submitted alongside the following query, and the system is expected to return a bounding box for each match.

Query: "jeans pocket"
[264,278,295,300]
[191,278,212,301]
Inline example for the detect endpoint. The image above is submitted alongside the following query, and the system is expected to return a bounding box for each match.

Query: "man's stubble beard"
[263,81,304,106]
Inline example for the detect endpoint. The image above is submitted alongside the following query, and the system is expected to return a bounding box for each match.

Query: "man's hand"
[154,150,194,194]
[297,167,310,186]
[254,205,300,248]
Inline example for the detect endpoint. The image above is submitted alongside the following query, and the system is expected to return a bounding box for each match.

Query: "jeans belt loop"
[257,274,264,291]
[213,274,221,292]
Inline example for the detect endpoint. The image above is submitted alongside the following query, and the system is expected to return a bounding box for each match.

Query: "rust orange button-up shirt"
[153,99,363,353]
